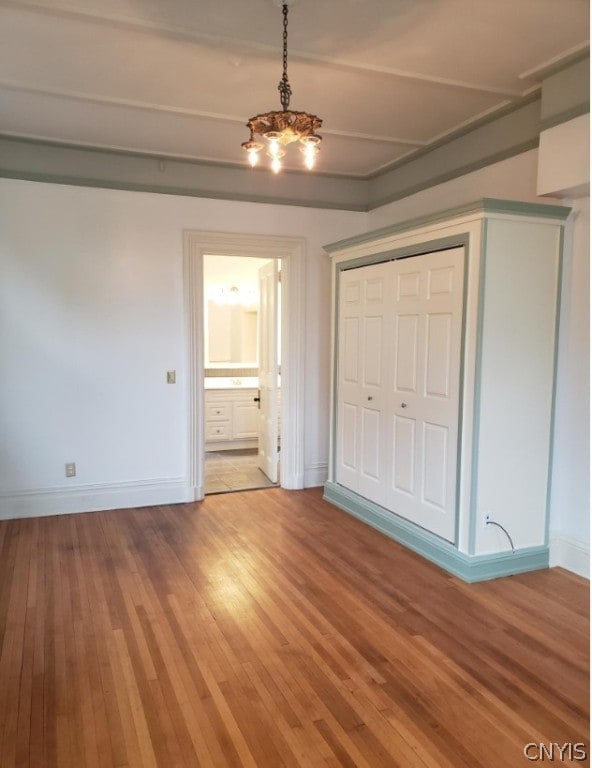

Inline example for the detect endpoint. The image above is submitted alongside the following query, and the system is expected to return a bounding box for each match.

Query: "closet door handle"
[401,402,407,408]
[367,396,373,401]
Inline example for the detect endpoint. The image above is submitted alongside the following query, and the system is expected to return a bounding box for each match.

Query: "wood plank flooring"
[0,487,588,767]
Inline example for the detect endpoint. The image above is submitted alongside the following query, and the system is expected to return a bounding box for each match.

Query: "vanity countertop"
[204,376,259,390]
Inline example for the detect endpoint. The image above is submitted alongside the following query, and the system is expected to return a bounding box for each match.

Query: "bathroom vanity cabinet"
[204,388,259,450]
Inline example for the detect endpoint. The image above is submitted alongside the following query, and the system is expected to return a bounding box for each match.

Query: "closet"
[336,246,464,542]
[324,199,570,581]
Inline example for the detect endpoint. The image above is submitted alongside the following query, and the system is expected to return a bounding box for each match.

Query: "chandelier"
[241,0,322,173]
[207,284,257,309]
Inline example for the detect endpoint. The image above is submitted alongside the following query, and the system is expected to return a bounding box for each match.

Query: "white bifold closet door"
[336,247,464,542]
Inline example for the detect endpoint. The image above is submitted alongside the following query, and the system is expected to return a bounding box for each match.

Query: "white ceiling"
[0,0,588,177]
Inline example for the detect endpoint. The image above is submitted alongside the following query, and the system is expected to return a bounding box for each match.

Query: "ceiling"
[0,0,588,178]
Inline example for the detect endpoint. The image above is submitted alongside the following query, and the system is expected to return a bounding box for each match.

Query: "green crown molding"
[323,198,571,254]
[367,97,543,210]
[539,104,590,134]
[367,140,541,211]
[0,135,369,212]
[541,55,590,126]
[367,92,542,181]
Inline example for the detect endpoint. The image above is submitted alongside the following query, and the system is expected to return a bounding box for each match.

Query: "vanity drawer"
[206,402,231,421]
[205,422,230,441]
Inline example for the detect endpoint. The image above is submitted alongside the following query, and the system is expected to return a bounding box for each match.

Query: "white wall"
[368,148,545,228]
[366,149,590,577]
[538,115,590,198]
[549,197,590,577]
[0,178,365,515]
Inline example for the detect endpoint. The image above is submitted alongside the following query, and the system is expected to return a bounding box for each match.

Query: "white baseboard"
[549,534,590,579]
[0,478,194,520]
[304,462,328,488]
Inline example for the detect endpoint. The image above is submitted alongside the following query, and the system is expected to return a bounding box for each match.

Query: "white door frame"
[183,230,306,499]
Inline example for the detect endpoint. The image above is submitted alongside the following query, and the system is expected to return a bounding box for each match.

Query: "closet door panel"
[425,313,453,397]
[363,315,383,387]
[342,317,359,383]
[340,402,358,470]
[393,414,415,494]
[336,263,390,504]
[361,405,381,480]
[387,247,464,542]
[422,422,448,510]
[394,313,419,393]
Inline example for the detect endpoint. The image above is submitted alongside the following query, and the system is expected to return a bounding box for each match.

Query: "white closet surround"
[324,199,570,582]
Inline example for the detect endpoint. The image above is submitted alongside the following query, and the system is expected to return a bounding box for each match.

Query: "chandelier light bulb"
[241,139,262,167]
[300,133,321,170]
[271,156,282,174]
[265,132,282,158]
[302,143,318,170]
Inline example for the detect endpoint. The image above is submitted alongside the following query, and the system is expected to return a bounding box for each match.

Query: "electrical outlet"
[65,462,76,478]
[483,511,492,529]
[167,370,176,384]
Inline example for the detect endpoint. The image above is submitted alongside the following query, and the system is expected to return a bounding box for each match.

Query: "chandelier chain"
[278,2,292,111]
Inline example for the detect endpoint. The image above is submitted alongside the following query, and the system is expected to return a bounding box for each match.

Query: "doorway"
[183,230,306,501]
[202,254,281,494]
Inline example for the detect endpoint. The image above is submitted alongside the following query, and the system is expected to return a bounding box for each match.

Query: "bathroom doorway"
[202,254,281,494]
[183,230,305,499]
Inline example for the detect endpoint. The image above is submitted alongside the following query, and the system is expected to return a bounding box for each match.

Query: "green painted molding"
[323,198,571,254]
[545,228,567,550]
[368,140,541,211]
[468,218,489,556]
[540,55,590,123]
[0,135,369,212]
[324,482,550,582]
[368,92,541,181]
[334,234,471,271]
[0,168,368,212]
[367,96,543,209]
[539,103,590,134]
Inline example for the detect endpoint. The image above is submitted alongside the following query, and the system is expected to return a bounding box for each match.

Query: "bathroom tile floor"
[204,448,277,494]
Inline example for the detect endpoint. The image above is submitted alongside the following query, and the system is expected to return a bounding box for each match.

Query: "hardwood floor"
[0,487,588,767]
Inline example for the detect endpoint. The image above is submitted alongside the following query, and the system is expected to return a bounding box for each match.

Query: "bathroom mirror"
[205,301,258,366]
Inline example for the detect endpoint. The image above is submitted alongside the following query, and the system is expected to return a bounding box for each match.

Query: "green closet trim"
[545,227,567,550]
[323,198,571,255]
[324,482,549,583]
[467,219,488,556]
